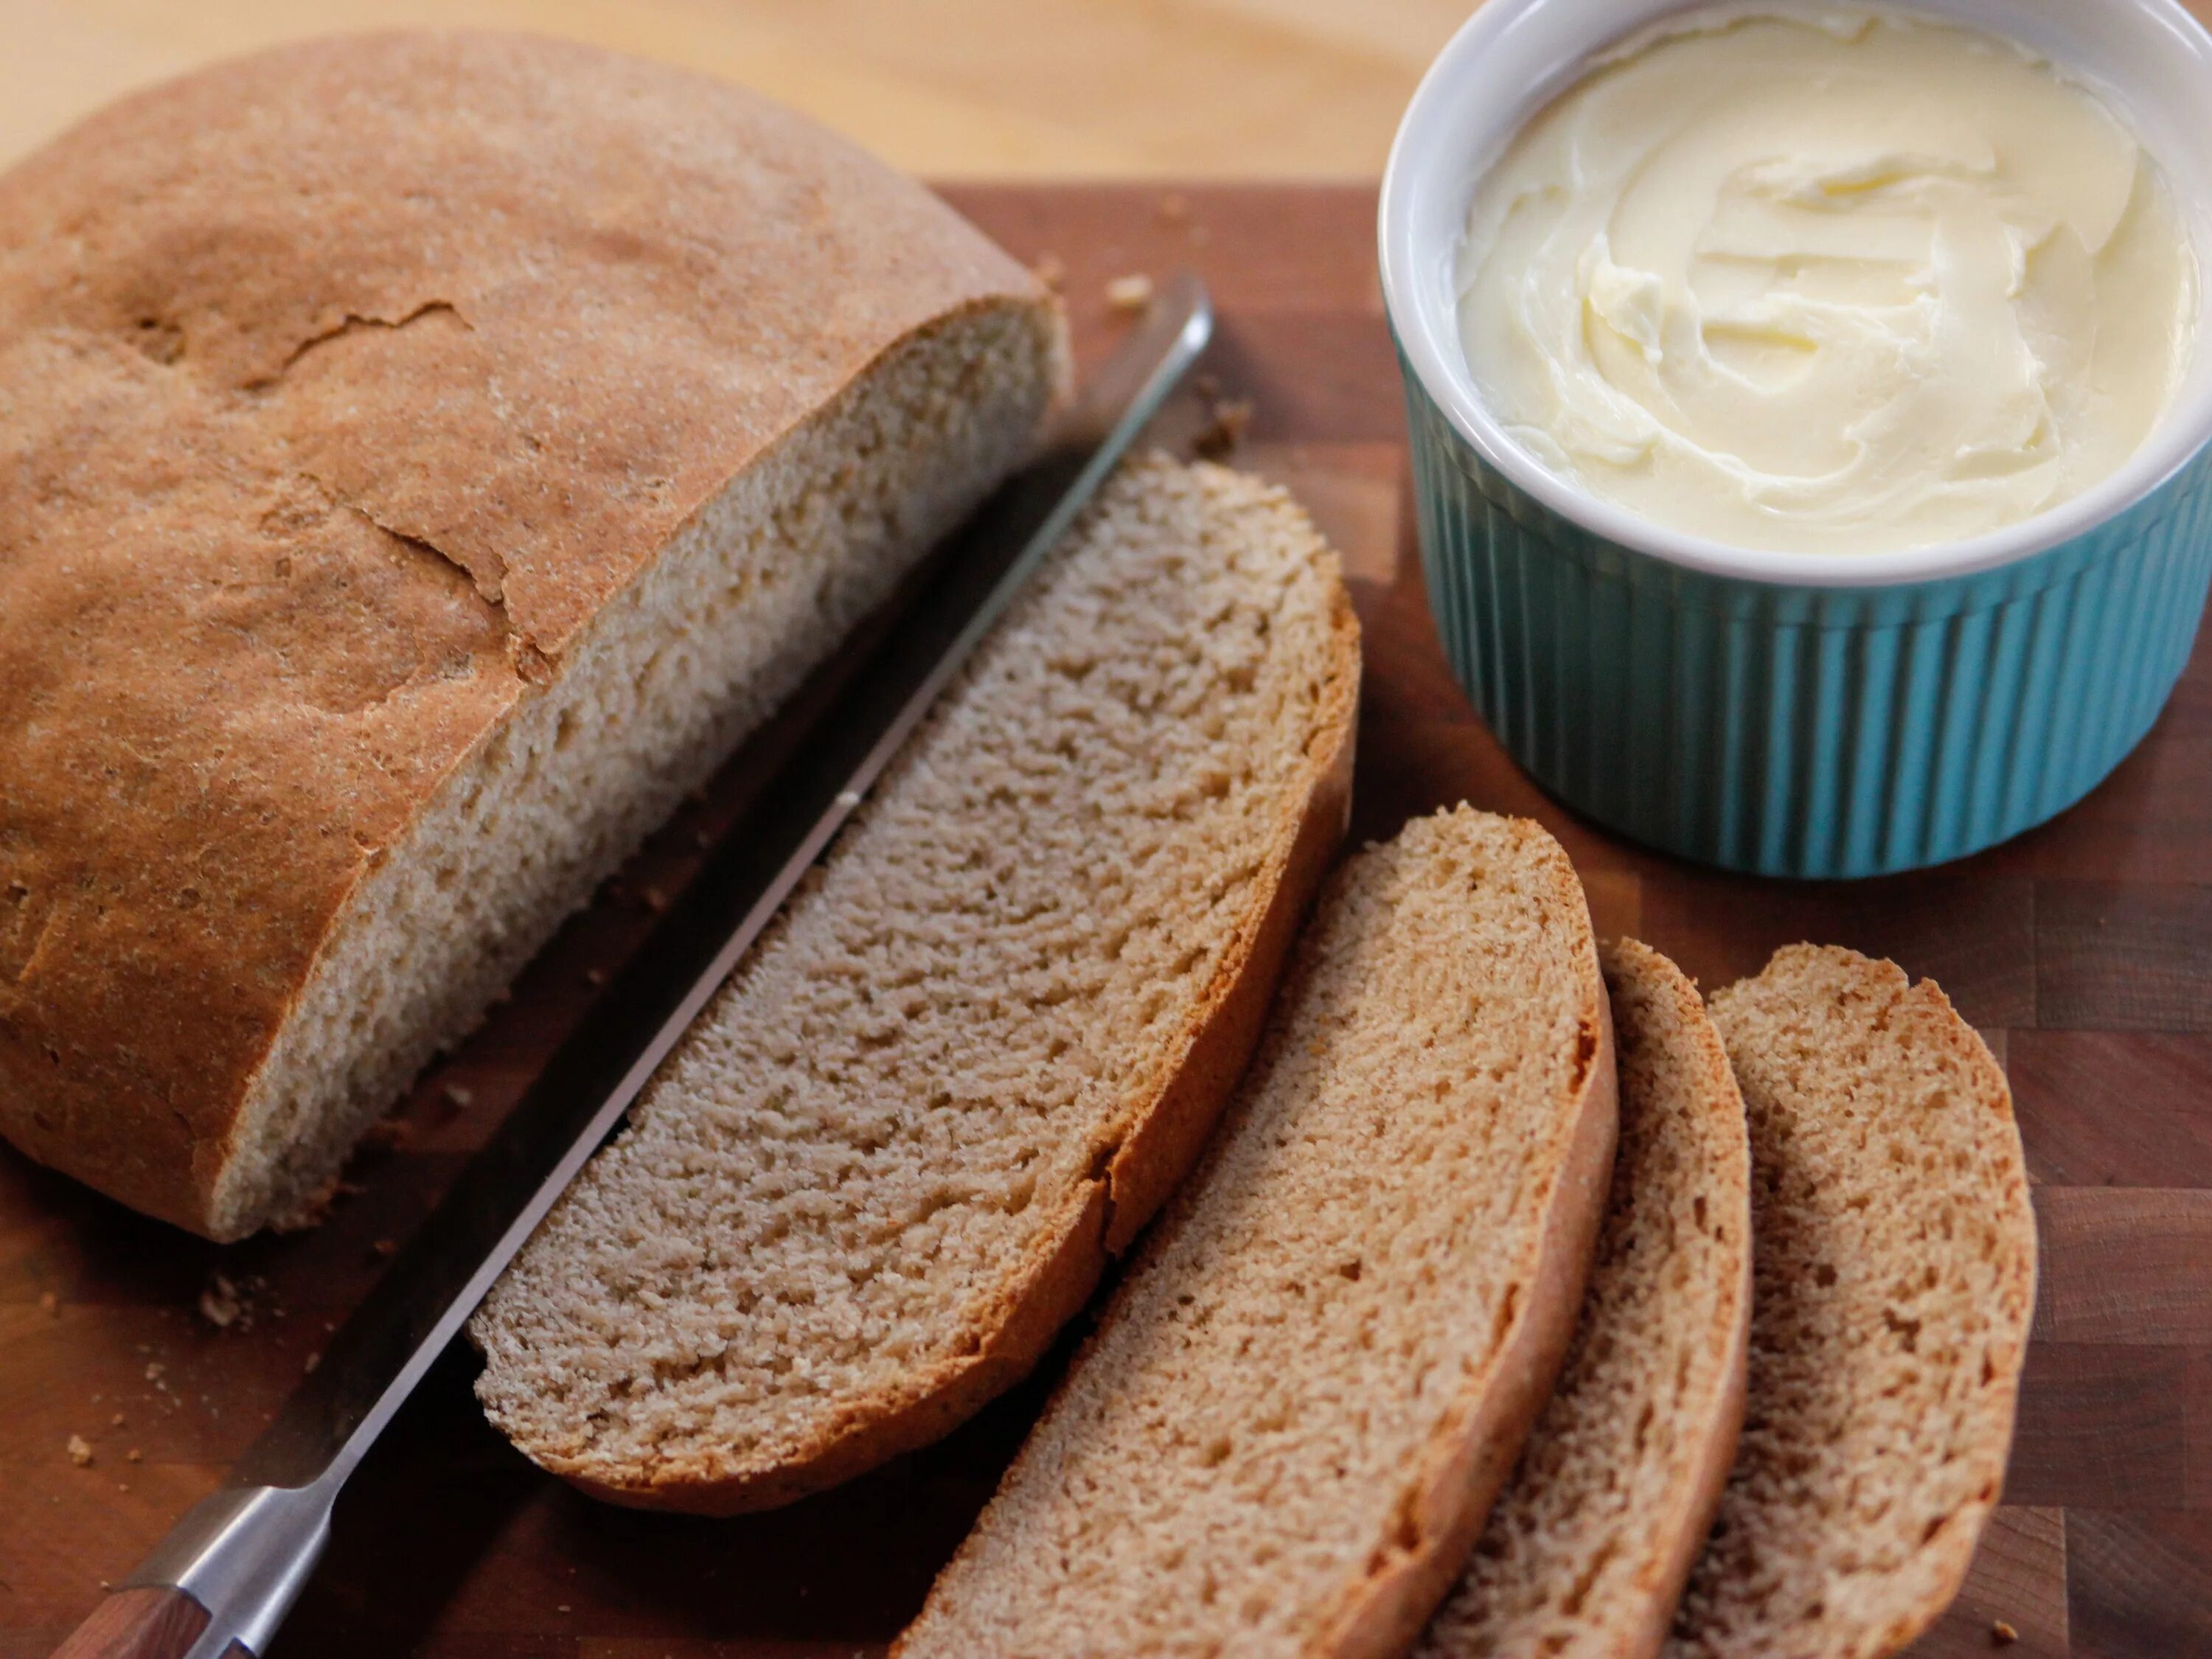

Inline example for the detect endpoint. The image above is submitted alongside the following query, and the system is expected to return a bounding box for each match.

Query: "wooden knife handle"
[48,1585,242,1659]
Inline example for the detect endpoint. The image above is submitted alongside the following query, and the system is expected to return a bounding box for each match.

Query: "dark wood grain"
[2036,1192,2212,1343]
[2008,1032,2212,1187]
[46,1587,208,1659]
[2038,883,2212,1031]
[1902,1508,2067,1659]
[1638,872,2039,1029]
[2067,1512,2212,1659]
[2006,1346,2191,1510]
[1,182,2208,1658]
[2191,1352,2212,1513]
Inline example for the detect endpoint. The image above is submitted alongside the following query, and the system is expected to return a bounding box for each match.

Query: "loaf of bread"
[0,32,1065,1239]
[1417,938,1750,1659]
[1669,945,2037,1659]
[472,456,1361,1512]
[896,807,1617,1659]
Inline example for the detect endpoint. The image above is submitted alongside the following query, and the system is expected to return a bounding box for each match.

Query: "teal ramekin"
[1380,0,2212,879]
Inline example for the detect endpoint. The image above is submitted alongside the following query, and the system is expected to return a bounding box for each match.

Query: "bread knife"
[50,271,1214,1659]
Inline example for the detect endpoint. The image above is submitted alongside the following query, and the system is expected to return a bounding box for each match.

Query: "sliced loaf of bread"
[470,454,1360,1512]
[895,807,1617,1659]
[1667,945,2037,1659]
[1417,937,1750,1659]
[0,32,1065,1239]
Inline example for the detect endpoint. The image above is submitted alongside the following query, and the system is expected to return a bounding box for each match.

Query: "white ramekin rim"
[1380,0,2212,590]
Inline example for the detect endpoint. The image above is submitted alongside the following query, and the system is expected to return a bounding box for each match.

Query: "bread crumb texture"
[0,32,1060,1238]
[473,455,1357,1509]
[1669,945,2037,1659]
[898,807,1607,1659]
[1419,938,1750,1659]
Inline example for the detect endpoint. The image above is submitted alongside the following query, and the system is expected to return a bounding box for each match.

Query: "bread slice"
[0,32,1065,1239]
[471,455,1361,1513]
[1667,945,2038,1659]
[1416,938,1750,1659]
[896,807,1617,1659]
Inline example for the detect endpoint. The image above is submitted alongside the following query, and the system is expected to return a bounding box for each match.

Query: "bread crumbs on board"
[1105,273,1155,311]
[198,1273,243,1329]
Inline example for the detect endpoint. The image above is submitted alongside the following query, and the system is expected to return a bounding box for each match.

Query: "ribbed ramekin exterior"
[1402,355,2212,877]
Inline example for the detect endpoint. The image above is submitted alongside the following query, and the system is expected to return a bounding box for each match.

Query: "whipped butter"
[1455,6,2199,554]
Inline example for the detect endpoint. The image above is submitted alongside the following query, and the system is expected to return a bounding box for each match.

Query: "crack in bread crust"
[0,32,1063,1237]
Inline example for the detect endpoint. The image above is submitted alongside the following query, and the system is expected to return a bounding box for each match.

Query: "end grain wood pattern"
[1,187,2206,1659]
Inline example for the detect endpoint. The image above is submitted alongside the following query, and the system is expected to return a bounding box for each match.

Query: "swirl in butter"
[1456,6,2199,554]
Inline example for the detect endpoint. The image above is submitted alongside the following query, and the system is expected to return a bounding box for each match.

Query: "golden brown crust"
[1599,939,1752,1659]
[532,512,1362,1515]
[1834,959,2035,1655]
[561,1175,1116,1514]
[0,32,1049,1235]
[1683,944,2037,1659]
[1310,830,1618,1659]
[1094,574,1360,1256]
[891,812,1616,1658]
[1408,936,1746,1659]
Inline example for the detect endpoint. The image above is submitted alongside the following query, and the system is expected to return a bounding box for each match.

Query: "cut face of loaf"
[1669,945,2038,1659]
[896,807,1618,1659]
[1417,937,1751,1659]
[0,31,1065,1239]
[472,455,1362,1513]
[221,302,1054,1239]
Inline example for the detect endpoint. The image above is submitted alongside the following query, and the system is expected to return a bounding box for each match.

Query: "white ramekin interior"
[1380,0,2212,588]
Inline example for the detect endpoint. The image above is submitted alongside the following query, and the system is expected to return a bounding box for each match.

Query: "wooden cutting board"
[1,184,2205,1659]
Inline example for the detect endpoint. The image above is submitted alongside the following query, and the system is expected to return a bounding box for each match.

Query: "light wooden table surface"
[14,1,2211,178]
[1,0,1481,175]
